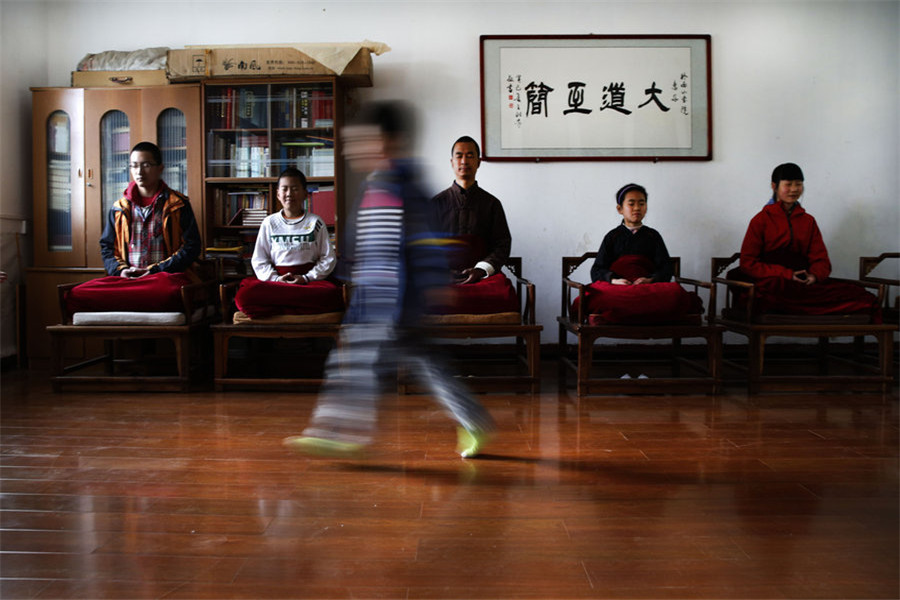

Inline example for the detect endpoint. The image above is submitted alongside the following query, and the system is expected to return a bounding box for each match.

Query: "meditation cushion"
[572,253,702,324]
[574,281,703,325]
[427,273,519,315]
[234,278,344,319]
[65,272,194,315]
[727,267,881,321]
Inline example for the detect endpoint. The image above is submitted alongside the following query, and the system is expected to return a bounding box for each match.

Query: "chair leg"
[557,324,568,391]
[672,337,682,377]
[576,333,594,397]
[214,330,227,392]
[526,331,540,394]
[748,333,765,394]
[817,336,829,375]
[49,333,64,392]
[708,329,722,394]
[878,330,894,392]
[174,334,190,391]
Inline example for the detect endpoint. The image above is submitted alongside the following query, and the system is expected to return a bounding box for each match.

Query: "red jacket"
[739,202,831,282]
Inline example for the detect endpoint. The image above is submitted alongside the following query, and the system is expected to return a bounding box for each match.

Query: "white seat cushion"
[71,305,213,326]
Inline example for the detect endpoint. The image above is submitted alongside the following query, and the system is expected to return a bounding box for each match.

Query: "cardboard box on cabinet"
[167,44,374,87]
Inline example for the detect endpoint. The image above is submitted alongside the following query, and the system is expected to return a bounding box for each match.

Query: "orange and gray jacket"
[99,183,202,276]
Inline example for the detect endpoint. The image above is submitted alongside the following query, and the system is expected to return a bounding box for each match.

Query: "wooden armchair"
[404,256,543,393]
[557,254,722,396]
[860,252,899,325]
[211,279,347,391]
[47,269,218,392]
[711,253,894,394]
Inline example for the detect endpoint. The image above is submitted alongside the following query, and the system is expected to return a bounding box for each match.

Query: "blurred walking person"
[284,101,495,459]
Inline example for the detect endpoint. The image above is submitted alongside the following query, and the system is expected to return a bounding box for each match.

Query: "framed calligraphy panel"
[480,35,712,161]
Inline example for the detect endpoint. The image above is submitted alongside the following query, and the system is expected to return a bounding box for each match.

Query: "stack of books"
[241,208,267,227]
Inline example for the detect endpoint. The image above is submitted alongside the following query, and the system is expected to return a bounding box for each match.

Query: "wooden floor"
[1,367,898,599]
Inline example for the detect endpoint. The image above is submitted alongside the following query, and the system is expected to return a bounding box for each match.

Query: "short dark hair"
[352,100,416,146]
[771,162,804,184]
[452,136,480,158]
[278,167,307,188]
[615,183,647,205]
[130,141,162,166]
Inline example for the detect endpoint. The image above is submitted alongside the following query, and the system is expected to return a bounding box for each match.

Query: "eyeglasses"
[129,162,159,170]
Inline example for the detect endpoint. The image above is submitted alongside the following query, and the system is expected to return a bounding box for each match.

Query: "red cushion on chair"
[65,273,193,314]
[428,273,519,315]
[573,281,703,325]
[234,278,344,319]
[726,267,881,321]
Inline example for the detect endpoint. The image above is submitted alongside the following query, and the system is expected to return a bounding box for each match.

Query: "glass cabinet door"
[32,88,85,267]
[270,82,334,178]
[99,110,131,220]
[205,84,269,178]
[46,111,73,252]
[158,108,187,194]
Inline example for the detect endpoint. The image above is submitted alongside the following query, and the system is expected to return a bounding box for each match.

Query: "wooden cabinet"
[28,84,203,362]
[201,78,344,275]
[32,84,203,268]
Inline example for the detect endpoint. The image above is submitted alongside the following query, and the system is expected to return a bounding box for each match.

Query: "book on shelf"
[311,89,334,128]
[214,188,269,226]
[237,88,268,129]
[309,185,336,226]
[310,147,335,177]
[241,208,267,227]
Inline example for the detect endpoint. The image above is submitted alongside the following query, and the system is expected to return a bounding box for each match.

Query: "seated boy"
[736,163,879,318]
[65,141,202,315]
[233,167,342,320]
[581,183,700,324]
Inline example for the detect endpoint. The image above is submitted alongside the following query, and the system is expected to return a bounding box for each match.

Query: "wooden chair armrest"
[829,277,885,305]
[675,277,715,319]
[56,282,83,325]
[859,275,900,286]
[562,276,588,324]
[217,280,243,321]
[711,277,755,322]
[563,277,585,292]
[675,276,712,290]
[179,279,217,319]
[521,278,536,324]
[713,277,753,289]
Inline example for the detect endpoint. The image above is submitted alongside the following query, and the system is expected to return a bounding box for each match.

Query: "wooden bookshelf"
[202,78,343,268]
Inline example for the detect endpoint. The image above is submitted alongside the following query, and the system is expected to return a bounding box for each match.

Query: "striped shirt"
[351,185,404,321]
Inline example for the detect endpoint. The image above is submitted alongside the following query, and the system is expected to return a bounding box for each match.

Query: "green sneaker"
[283,436,365,458]
[456,427,494,458]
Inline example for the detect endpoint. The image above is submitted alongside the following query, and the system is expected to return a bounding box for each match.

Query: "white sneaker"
[620,374,632,379]
[637,374,649,379]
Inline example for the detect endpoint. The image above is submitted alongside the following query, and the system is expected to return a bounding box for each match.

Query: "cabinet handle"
[109,76,133,85]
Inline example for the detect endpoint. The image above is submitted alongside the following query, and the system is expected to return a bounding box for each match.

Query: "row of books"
[207,86,334,131]
[47,159,71,210]
[273,87,334,129]
[207,87,269,130]
[207,145,334,178]
[207,132,270,177]
[210,185,335,229]
[212,188,269,227]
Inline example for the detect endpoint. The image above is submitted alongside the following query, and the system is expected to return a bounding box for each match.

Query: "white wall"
[0,0,48,358]
[1,0,897,356]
